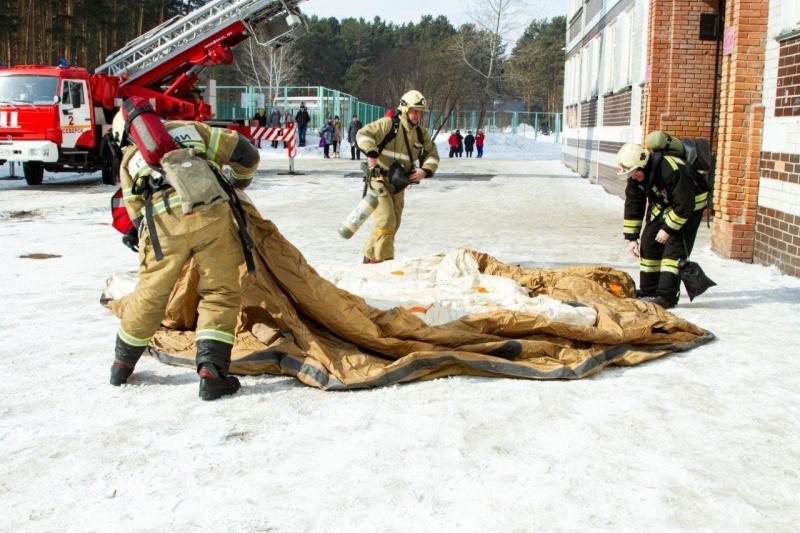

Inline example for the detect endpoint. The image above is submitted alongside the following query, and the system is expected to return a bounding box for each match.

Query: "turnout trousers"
[115,203,244,372]
[362,175,405,262]
[638,209,704,304]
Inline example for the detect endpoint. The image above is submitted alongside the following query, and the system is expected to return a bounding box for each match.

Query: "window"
[603,24,616,94]
[61,81,85,107]
[781,1,800,33]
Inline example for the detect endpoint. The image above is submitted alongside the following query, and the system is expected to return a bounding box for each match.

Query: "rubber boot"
[363,256,391,264]
[196,339,240,401]
[198,363,240,401]
[110,335,146,386]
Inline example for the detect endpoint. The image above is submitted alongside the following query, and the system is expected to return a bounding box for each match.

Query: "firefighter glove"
[122,228,139,252]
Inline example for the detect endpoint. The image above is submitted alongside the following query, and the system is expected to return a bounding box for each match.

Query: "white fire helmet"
[398,90,428,113]
[616,142,649,178]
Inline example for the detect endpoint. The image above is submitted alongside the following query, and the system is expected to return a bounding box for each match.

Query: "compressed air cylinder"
[122,96,179,165]
[645,130,685,157]
[338,192,379,239]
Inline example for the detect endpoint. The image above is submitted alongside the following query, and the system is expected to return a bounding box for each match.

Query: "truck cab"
[0,66,110,185]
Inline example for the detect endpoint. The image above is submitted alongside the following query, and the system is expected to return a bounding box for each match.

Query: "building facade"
[562,0,800,277]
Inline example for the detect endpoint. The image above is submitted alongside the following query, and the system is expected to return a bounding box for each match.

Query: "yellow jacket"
[356,114,440,177]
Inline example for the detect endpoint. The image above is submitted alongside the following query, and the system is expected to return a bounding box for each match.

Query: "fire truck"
[0,0,307,186]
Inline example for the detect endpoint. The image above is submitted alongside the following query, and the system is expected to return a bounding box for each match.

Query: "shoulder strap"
[376,113,401,154]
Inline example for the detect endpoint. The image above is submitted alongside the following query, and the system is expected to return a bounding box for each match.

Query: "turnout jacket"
[623,153,698,241]
[120,121,259,231]
[356,114,440,177]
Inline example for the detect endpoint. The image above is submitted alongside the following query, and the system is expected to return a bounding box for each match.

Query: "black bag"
[679,260,716,301]
[678,235,716,302]
[387,162,411,195]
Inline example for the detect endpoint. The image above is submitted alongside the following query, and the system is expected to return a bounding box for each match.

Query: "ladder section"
[96,0,305,82]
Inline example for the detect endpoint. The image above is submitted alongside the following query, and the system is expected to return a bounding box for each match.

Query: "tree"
[233,39,300,105]
[508,17,565,113]
[455,0,529,128]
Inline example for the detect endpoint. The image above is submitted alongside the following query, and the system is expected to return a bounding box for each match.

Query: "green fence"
[208,84,561,142]
[211,85,385,131]
[441,111,561,142]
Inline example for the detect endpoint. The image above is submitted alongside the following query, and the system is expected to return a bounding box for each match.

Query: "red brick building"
[562,0,800,276]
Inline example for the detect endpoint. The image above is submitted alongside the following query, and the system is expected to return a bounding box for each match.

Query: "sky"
[301,0,567,27]
[2,131,800,530]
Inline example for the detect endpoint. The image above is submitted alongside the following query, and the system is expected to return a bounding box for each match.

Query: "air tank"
[338,191,380,239]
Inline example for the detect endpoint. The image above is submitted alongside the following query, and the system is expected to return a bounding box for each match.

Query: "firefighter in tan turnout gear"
[109,107,260,401]
[356,90,440,263]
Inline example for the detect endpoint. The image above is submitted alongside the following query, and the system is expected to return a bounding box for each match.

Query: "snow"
[1,132,799,531]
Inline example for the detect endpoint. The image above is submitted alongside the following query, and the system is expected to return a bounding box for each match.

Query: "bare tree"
[456,0,530,127]
[233,39,299,106]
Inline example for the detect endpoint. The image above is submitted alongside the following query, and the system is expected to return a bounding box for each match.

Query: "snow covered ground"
[1,132,799,531]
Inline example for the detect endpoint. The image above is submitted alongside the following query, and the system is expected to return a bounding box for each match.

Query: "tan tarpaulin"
[105,201,713,390]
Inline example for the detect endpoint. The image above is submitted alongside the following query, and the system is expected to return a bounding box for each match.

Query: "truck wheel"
[23,162,44,185]
[101,135,120,185]
[101,153,118,185]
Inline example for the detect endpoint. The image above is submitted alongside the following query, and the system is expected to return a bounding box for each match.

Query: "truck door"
[59,80,91,149]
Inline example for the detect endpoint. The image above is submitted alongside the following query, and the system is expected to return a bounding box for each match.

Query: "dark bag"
[679,259,717,301]
[387,162,411,195]
[679,236,716,301]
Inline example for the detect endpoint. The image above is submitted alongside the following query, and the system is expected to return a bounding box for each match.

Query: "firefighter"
[356,90,440,263]
[109,110,260,400]
[617,142,705,309]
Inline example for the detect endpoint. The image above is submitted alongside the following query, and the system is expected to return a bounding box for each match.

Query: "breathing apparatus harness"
[122,100,255,273]
[363,111,425,197]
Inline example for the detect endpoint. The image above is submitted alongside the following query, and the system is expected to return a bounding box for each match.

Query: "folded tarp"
[103,199,713,390]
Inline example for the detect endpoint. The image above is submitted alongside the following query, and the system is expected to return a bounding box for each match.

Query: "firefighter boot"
[196,339,240,401]
[110,335,146,386]
[198,363,241,401]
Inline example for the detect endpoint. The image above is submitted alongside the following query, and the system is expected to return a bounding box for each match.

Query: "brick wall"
[580,98,598,128]
[566,104,578,129]
[586,0,603,21]
[642,1,721,138]
[711,0,769,262]
[753,152,800,275]
[569,9,583,42]
[776,36,800,118]
[603,88,632,127]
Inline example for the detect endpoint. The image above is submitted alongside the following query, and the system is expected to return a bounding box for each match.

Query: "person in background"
[475,130,485,158]
[108,110,259,401]
[269,107,282,148]
[456,130,464,158]
[282,108,293,149]
[295,103,310,147]
[464,131,475,158]
[356,90,440,263]
[448,131,458,158]
[348,115,363,160]
[617,138,706,309]
[252,108,267,148]
[332,116,343,158]
[320,117,334,159]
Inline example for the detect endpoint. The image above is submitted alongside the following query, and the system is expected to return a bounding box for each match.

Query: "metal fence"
[441,111,562,142]
[207,84,561,142]
[210,85,386,131]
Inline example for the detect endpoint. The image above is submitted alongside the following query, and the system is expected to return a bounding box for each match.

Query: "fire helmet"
[399,90,428,112]
[616,143,649,178]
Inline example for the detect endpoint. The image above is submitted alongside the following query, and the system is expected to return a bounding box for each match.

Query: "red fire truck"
[0,0,307,185]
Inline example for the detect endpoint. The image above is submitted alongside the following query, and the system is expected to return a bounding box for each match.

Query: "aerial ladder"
[94,0,308,120]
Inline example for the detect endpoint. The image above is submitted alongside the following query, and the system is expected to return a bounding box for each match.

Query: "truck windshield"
[0,75,59,105]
